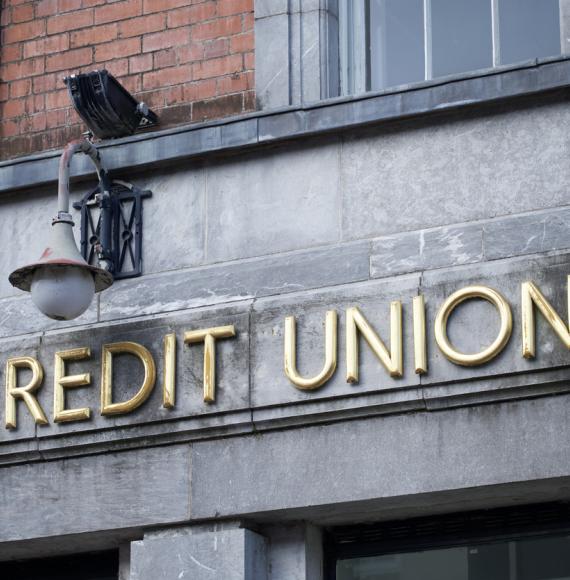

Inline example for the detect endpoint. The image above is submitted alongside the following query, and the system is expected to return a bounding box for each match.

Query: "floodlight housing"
[64,70,158,140]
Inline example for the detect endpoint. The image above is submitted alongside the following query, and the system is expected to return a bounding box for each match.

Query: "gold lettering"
[521,277,570,358]
[284,310,337,391]
[5,356,47,430]
[346,304,403,382]
[162,333,176,409]
[413,295,428,374]
[434,285,512,366]
[54,347,91,423]
[184,326,236,403]
[101,342,156,416]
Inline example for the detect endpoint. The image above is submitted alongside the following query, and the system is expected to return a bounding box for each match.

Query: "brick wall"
[0,0,255,160]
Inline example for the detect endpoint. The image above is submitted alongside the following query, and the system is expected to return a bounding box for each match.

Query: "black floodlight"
[64,70,158,139]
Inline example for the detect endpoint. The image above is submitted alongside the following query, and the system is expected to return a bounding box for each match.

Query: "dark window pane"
[369,0,425,90]
[517,535,570,580]
[431,0,493,77]
[499,0,561,65]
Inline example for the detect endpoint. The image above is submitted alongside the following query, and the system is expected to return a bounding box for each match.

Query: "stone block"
[0,444,191,542]
[190,395,570,519]
[251,275,422,408]
[131,527,267,580]
[371,223,483,278]
[33,304,250,440]
[341,101,570,240]
[255,0,289,19]
[131,166,206,275]
[255,14,290,109]
[484,207,570,261]
[100,242,369,321]
[206,139,341,262]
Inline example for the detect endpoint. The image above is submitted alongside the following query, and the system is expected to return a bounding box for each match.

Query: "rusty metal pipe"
[57,139,106,215]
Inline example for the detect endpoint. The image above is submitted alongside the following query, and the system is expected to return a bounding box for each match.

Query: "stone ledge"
[1,57,569,194]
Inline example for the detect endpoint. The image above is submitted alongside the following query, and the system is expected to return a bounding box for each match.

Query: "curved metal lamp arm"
[57,139,108,215]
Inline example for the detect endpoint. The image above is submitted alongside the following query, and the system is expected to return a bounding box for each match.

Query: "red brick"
[191,15,242,41]
[58,0,82,13]
[0,119,21,138]
[2,19,45,43]
[142,27,189,52]
[31,112,48,132]
[129,53,152,74]
[142,65,192,90]
[242,11,254,31]
[204,38,228,59]
[45,89,69,109]
[1,8,11,26]
[46,108,67,128]
[143,0,189,15]
[47,9,93,34]
[192,92,242,121]
[23,33,69,58]
[162,84,184,105]
[230,31,253,53]
[137,89,164,109]
[82,0,106,7]
[95,37,140,62]
[243,89,255,111]
[157,103,192,125]
[166,2,216,28]
[2,98,26,118]
[216,0,252,17]
[216,71,250,95]
[1,43,22,62]
[193,54,242,80]
[94,0,141,24]
[118,13,165,38]
[182,78,216,101]
[12,3,34,23]
[119,74,141,94]
[70,22,117,48]
[9,78,32,98]
[105,57,129,77]
[244,51,254,69]
[153,48,176,68]
[0,83,9,102]
[178,43,203,63]
[33,73,58,94]
[1,57,44,81]
[35,0,58,17]
[46,47,92,72]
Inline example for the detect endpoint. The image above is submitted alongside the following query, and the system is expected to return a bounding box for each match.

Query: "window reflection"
[337,535,570,580]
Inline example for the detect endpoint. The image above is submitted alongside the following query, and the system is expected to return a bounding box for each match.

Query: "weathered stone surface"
[33,304,250,439]
[206,139,341,262]
[255,14,290,109]
[131,527,267,580]
[251,275,422,408]
[371,223,483,278]
[341,102,570,240]
[190,395,570,519]
[131,165,205,274]
[421,253,570,390]
[100,242,369,321]
[0,336,41,446]
[0,445,191,542]
[483,207,570,261]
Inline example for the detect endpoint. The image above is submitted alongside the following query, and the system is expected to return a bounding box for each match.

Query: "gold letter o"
[434,285,512,366]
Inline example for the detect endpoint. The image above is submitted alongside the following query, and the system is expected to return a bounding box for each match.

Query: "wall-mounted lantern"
[9,72,156,321]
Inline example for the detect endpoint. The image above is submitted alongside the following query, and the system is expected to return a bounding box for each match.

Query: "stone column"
[255,0,340,109]
[560,0,570,55]
[130,525,268,580]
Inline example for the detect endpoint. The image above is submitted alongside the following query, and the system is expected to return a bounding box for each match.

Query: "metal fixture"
[64,70,158,139]
[9,139,151,320]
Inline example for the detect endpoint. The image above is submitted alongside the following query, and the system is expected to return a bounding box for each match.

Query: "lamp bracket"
[73,180,152,280]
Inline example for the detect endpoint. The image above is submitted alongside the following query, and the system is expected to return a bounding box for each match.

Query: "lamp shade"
[9,219,113,320]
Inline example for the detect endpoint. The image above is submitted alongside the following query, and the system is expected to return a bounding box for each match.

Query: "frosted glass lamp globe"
[30,266,95,321]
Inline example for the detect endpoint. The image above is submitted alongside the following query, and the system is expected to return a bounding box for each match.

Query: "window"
[325,503,570,580]
[0,551,118,580]
[340,0,562,95]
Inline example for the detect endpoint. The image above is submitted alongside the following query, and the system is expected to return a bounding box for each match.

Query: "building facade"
[1,1,570,579]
